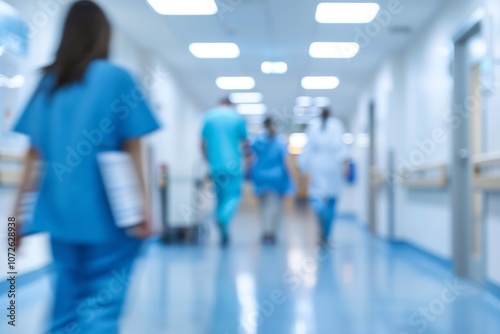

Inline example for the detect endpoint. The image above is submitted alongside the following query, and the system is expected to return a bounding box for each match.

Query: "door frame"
[387,149,396,239]
[451,9,491,283]
[368,101,377,236]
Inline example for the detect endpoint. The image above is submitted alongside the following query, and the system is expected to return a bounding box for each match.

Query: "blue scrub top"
[250,132,293,196]
[14,60,160,244]
[201,106,247,175]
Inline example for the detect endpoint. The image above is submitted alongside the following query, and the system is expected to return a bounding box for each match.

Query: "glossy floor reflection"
[2,207,500,334]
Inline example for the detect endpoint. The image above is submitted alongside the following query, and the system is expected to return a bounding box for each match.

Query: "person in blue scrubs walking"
[12,2,160,333]
[250,117,294,244]
[201,97,250,247]
[299,108,349,245]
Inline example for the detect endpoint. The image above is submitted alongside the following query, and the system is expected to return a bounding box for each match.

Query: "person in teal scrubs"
[12,2,159,333]
[201,97,249,247]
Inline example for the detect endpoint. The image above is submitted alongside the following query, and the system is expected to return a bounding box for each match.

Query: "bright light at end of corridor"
[216,77,255,90]
[301,76,339,90]
[289,133,308,154]
[189,43,240,58]
[309,42,360,59]
[296,96,313,107]
[147,0,218,15]
[315,3,380,24]
[230,92,263,104]
[236,103,267,115]
[261,61,288,74]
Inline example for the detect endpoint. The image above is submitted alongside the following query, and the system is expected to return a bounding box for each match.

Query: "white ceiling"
[11,0,449,121]
[95,0,448,121]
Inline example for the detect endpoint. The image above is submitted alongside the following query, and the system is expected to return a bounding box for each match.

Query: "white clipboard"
[97,151,144,229]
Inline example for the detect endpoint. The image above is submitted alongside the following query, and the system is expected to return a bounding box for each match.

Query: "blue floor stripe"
[389,240,454,271]
[0,264,54,295]
[487,281,500,300]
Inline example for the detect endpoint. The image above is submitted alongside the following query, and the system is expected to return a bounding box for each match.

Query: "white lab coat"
[299,117,348,199]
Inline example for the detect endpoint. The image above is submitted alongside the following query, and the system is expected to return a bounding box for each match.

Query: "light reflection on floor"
[1,207,500,334]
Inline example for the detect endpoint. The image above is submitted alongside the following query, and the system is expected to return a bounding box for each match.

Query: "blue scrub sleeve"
[250,137,260,153]
[116,72,160,141]
[281,140,295,195]
[239,117,248,140]
[201,119,208,140]
[281,139,288,159]
[13,84,44,147]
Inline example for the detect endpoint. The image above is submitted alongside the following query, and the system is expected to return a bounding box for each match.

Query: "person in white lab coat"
[299,107,349,244]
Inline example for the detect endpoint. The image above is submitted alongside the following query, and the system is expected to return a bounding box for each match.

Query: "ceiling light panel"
[309,42,360,59]
[229,92,263,104]
[148,0,218,15]
[315,3,380,24]
[189,43,240,58]
[301,76,340,90]
[261,61,288,74]
[296,96,313,107]
[314,97,331,107]
[216,77,255,90]
[237,104,267,115]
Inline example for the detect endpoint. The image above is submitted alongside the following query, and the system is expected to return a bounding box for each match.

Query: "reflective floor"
[2,207,500,334]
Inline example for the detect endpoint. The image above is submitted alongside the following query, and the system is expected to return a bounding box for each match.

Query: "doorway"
[368,101,377,236]
[452,13,488,284]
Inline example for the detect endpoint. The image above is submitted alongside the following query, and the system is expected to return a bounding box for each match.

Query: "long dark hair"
[264,116,276,138]
[320,107,330,131]
[44,1,111,89]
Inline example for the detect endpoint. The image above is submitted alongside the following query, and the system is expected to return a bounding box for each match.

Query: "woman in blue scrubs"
[12,2,159,333]
[250,117,293,244]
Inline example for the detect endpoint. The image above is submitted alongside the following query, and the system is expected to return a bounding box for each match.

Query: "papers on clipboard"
[97,151,144,229]
[20,191,37,223]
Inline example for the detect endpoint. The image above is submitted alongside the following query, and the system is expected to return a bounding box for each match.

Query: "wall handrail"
[0,150,25,162]
[406,162,447,173]
[370,166,386,189]
[401,161,448,189]
[0,150,25,185]
[472,151,500,190]
[472,152,500,167]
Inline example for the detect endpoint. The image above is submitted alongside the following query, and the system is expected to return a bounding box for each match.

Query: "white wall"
[346,0,500,287]
[346,0,494,265]
[398,0,500,285]
[339,92,372,225]
[483,0,500,286]
[373,62,395,238]
[1,0,69,280]
[146,58,204,229]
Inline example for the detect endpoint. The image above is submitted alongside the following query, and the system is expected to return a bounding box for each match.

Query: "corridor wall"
[346,0,500,291]
[483,0,500,287]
